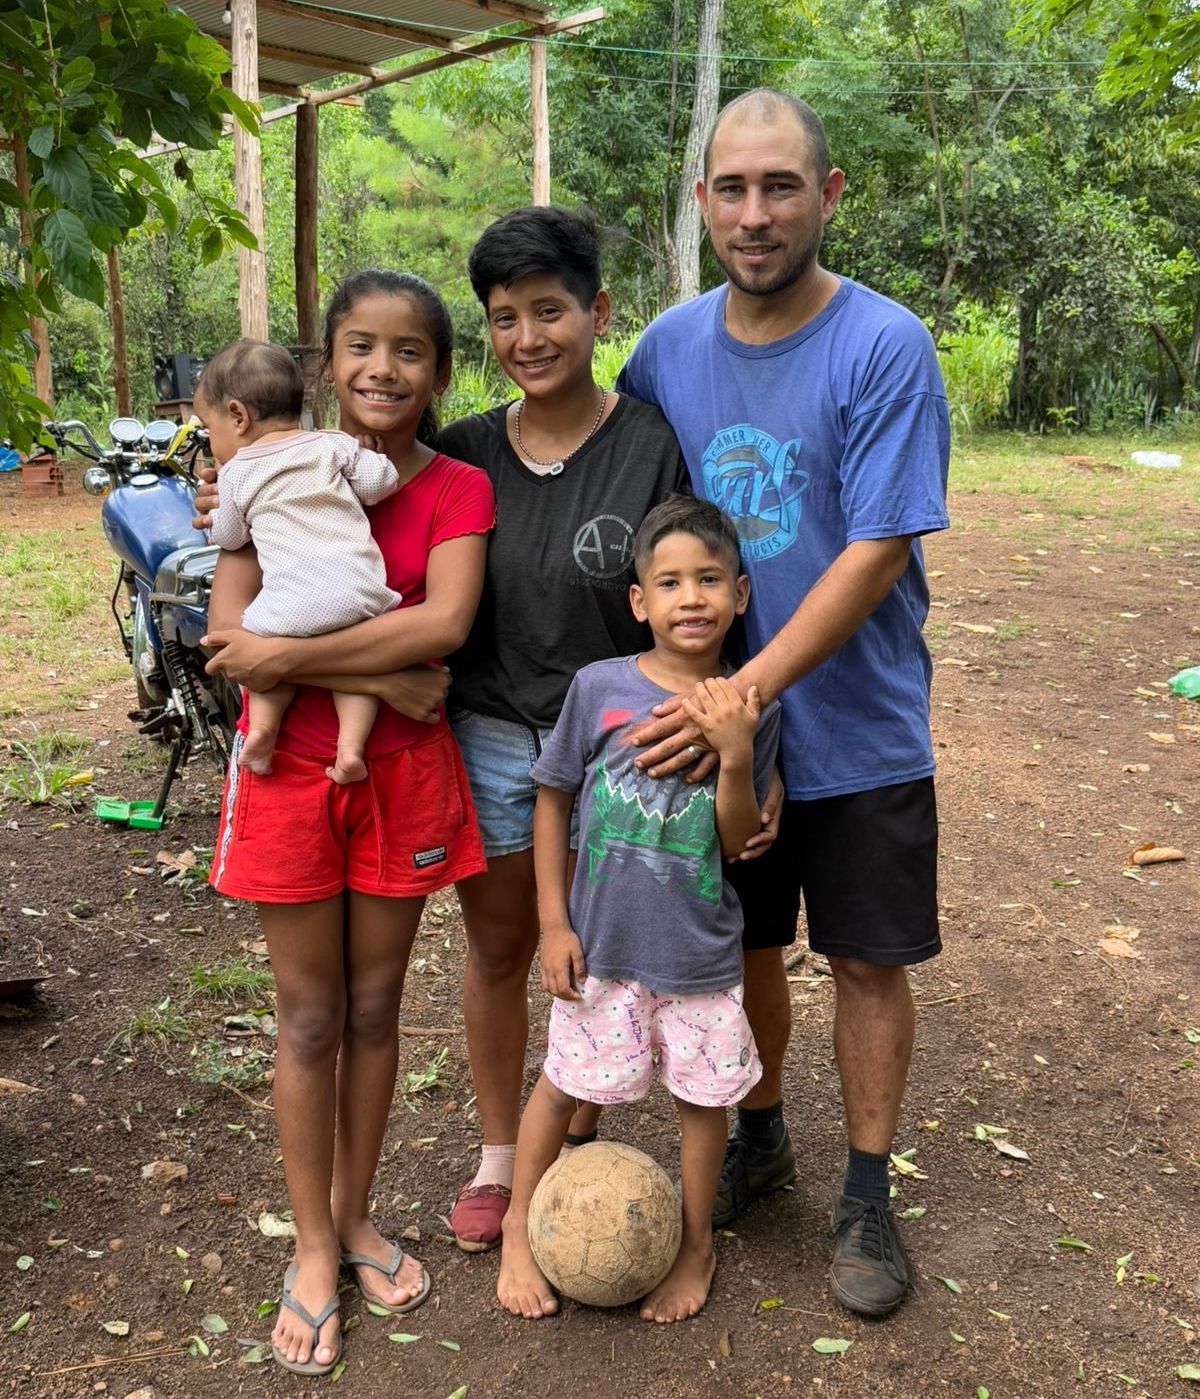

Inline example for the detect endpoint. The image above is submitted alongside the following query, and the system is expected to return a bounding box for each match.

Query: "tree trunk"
[658,0,682,307]
[232,0,268,341]
[672,0,723,304]
[106,247,131,417]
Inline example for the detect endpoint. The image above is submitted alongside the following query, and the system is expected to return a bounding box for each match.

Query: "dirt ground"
[1,451,1199,1399]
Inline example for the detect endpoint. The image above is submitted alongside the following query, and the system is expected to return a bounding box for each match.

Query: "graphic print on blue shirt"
[700,424,809,562]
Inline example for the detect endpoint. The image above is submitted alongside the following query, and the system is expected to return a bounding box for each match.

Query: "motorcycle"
[44,416,240,826]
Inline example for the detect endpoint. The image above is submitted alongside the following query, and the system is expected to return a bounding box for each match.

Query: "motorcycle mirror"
[144,419,176,448]
[110,417,146,446]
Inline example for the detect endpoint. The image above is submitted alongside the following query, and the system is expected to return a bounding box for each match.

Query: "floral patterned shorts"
[544,975,762,1108]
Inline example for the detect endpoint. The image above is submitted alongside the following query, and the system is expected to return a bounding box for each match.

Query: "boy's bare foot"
[272,1244,341,1368]
[240,729,276,775]
[497,1222,559,1319]
[336,1220,427,1309]
[639,1239,716,1324]
[326,751,367,784]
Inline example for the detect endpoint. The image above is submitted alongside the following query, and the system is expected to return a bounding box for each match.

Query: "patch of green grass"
[185,958,274,1004]
[115,997,191,1048]
[191,1038,272,1089]
[2,728,91,808]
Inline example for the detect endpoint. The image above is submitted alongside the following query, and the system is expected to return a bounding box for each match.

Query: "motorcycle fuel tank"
[101,475,208,584]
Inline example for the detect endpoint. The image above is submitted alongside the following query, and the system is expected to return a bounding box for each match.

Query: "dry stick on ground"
[915,989,985,1008]
[398,1024,458,1037]
[218,1080,273,1112]
[40,1346,185,1376]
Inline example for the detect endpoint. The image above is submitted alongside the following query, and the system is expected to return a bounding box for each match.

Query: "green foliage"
[2,728,90,808]
[185,958,274,1005]
[938,302,1017,433]
[0,0,256,449]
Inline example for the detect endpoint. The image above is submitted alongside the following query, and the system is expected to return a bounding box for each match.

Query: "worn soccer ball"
[528,1141,682,1307]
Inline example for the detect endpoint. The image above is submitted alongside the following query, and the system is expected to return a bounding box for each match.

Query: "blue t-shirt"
[531,656,780,995]
[617,278,950,800]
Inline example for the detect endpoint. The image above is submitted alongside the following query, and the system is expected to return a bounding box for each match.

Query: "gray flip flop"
[271,1260,342,1376]
[341,1243,432,1315]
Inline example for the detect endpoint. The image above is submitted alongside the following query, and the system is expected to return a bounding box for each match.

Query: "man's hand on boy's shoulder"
[539,924,586,1002]
[681,677,760,764]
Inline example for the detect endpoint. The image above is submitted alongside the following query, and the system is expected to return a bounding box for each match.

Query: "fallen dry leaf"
[1122,763,1150,773]
[1098,938,1143,960]
[140,1160,188,1184]
[0,1077,37,1095]
[952,621,997,635]
[1101,925,1140,942]
[1130,844,1185,867]
[1146,732,1176,745]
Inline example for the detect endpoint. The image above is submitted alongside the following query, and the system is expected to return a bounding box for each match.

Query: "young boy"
[198,339,401,783]
[497,496,781,1325]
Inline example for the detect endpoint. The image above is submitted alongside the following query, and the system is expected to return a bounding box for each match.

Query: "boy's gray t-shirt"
[531,655,781,995]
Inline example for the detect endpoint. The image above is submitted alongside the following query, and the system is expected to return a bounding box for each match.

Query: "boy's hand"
[539,924,585,1001]
[192,466,220,531]
[681,678,760,762]
[356,432,385,453]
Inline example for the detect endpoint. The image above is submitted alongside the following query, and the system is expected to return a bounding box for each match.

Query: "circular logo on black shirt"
[573,514,635,579]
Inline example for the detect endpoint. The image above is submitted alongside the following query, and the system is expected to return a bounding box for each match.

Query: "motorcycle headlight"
[82,466,111,496]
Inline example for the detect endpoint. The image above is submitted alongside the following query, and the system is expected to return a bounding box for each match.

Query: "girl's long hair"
[319,269,453,447]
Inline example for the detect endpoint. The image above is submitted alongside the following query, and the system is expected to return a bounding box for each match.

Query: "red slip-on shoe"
[450,1181,511,1253]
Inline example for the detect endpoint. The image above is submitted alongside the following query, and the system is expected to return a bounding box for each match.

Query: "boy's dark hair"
[633,496,742,582]
[197,339,304,422]
[319,269,454,447]
[467,206,602,311]
[704,88,830,184]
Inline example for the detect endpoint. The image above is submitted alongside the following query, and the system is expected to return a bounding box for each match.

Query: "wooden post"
[294,101,321,427]
[294,103,319,348]
[106,247,132,417]
[12,133,55,412]
[232,0,268,341]
[530,39,550,205]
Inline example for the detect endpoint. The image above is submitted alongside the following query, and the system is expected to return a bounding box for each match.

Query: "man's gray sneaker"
[711,1124,796,1228]
[829,1194,912,1316]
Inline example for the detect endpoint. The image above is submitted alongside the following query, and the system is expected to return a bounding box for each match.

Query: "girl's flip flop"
[271,1260,342,1376]
[341,1243,431,1314]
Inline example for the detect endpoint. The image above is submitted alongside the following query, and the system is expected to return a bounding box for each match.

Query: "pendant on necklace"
[548,462,564,476]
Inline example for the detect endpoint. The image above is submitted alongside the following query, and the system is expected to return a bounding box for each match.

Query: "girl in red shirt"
[202,272,494,1375]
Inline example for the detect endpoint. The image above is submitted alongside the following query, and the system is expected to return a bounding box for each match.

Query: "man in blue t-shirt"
[617,87,950,1318]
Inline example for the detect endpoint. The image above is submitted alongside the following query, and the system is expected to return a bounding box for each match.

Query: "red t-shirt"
[257,453,495,759]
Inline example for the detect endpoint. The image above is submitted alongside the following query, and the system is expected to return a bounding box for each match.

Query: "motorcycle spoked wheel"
[131,593,173,721]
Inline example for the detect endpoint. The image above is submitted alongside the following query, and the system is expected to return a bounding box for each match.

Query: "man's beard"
[713,228,822,297]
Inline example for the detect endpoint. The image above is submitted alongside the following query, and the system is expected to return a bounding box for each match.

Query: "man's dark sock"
[843,1146,890,1206]
[736,1102,786,1152]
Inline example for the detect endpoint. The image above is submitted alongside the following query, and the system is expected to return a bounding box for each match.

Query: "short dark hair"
[633,496,742,582]
[704,88,830,184]
[467,206,602,311]
[197,339,304,422]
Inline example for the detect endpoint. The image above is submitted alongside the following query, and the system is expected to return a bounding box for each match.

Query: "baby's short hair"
[633,496,742,582]
[197,339,304,422]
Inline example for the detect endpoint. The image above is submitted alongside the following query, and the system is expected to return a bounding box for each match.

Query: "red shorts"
[210,725,485,904]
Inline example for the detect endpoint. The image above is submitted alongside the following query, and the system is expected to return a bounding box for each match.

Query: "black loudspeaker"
[154,353,207,401]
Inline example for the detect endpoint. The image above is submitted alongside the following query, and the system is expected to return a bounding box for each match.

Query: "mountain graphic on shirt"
[584,753,720,904]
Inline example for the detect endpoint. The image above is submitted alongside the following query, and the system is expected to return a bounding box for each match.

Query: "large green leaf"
[40,208,105,304]
[26,126,55,160]
[43,148,93,211]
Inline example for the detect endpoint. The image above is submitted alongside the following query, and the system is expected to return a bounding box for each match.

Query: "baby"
[197,339,401,783]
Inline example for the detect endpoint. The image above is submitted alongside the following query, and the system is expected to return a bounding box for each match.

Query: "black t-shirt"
[439,395,689,729]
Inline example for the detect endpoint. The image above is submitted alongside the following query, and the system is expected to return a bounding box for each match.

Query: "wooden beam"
[255,0,476,57]
[259,78,312,98]
[231,0,268,341]
[142,10,605,156]
[106,247,131,418]
[530,39,549,204]
[437,0,553,25]
[12,133,54,413]
[205,30,385,80]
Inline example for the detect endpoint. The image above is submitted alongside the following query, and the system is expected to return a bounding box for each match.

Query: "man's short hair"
[633,496,743,582]
[704,88,830,184]
[467,205,602,311]
[197,339,304,422]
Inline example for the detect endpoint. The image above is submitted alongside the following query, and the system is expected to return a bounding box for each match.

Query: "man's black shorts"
[727,777,941,966]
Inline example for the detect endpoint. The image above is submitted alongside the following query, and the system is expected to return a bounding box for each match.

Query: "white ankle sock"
[471,1144,515,1190]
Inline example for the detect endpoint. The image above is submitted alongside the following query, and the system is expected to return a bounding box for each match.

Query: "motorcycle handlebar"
[45,420,104,458]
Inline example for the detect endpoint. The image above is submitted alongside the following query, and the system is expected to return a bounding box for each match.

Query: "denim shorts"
[450,708,578,859]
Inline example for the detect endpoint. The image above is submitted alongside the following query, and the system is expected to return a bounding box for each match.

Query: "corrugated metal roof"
[176,0,550,92]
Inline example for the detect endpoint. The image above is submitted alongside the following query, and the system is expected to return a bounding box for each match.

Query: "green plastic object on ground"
[1168,666,1200,700]
[94,797,164,831]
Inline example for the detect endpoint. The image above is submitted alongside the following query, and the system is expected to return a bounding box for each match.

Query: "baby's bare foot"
[326,751,367,784]
[639,1239,715,1324]
[497,1223,558,1319]
[240,729,276,775]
